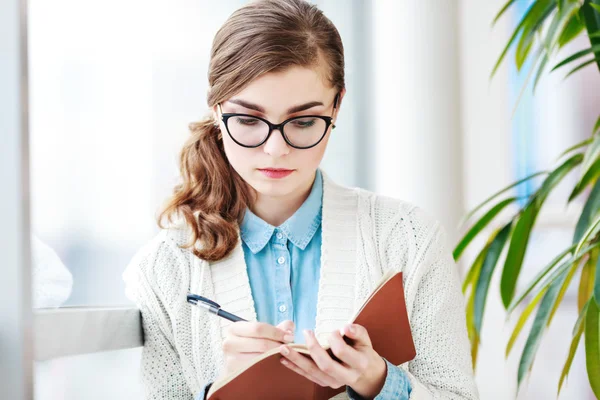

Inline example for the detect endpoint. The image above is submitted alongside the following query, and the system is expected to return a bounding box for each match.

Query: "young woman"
[123,1,479,399]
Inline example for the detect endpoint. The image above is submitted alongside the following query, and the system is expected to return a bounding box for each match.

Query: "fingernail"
[347,325,355,334]
[280,346,290,356]
[284,333,294,342]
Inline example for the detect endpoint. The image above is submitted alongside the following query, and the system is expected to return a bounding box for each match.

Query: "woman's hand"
[279,324,387,399]
[220,319,295,377]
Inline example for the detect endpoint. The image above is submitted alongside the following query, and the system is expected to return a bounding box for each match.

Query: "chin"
[247,172,298,196]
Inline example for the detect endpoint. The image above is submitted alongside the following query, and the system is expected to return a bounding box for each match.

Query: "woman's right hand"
[220,319,295,377]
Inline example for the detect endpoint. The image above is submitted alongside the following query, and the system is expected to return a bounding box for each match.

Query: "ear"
[335,88,346,109]
[332,88,346,123]
[212,104,219,122]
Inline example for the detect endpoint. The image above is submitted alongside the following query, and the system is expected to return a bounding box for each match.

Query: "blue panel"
[511,0,537,205]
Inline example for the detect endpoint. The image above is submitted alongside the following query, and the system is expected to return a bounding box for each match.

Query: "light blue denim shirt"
[241,169,324,343]
[198,170,411,400]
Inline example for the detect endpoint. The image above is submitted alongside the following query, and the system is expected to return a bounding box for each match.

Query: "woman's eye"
[292,119,316,128]
[235,117,259,126]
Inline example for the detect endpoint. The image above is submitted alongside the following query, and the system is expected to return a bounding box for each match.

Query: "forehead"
[231,65,334,114]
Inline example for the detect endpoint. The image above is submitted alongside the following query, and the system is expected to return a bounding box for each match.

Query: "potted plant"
[454,0,600,396]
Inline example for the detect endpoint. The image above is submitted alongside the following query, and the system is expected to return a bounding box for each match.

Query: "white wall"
[371,0,464,245]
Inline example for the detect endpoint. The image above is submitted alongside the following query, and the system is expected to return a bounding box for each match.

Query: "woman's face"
[214,65,345,201]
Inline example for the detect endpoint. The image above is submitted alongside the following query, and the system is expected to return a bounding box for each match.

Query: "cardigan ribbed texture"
[123,170,479,399]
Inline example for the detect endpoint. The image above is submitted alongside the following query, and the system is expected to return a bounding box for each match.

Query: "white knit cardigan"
[123,170,479,399]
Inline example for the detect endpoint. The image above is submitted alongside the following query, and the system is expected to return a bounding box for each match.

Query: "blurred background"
[25,0,599,399]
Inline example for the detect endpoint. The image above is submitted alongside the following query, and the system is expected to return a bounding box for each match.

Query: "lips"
[258,168,294,179]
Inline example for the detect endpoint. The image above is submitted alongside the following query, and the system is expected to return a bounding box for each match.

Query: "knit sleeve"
[123,237,197,400]
[387,210,479,400]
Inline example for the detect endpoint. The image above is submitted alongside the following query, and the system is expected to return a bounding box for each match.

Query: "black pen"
[187,294,247,322]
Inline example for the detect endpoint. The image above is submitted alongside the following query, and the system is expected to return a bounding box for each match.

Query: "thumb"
[276,320,295,335]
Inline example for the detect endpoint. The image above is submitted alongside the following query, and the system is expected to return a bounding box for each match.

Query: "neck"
[250,172,316,227]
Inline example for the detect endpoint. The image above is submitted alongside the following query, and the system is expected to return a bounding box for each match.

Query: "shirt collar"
[240,169,323,254]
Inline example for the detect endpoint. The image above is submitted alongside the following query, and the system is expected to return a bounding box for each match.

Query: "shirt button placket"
[274,228,292,323]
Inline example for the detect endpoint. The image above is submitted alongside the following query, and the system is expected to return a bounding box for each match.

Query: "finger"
[280,358,329,387]
[328,330,367,372]
[280,345,342,389]
[341,324,372,348]
[276,320,295,335]
[228,321,294,343]
[303,330,355,384]
[223,335,286,354]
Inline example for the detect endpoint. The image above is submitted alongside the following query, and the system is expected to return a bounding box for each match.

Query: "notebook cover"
[208,271,415,400]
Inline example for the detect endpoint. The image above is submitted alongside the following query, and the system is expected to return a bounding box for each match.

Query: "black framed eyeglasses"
[217,93,339,150]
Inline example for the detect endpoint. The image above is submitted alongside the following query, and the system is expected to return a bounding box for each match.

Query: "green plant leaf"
[551,44,600,71]
[578,0,600,72]
[574,178,600,244]
[532,51,550,93]
[516,1,557,70]
[557,139,591,161]
[517,269,569,387]
[577,300,591,336]
[564,57,598,78]
[575,213,600,258]
[596,244,600,306]
[579,249,598,311]
[516,37,536,71]
[501,154,583,308]
[558,10,586,47]
[507,243,578,314]
[462,242,489,294]
[548,2,579,51]
[558,303,586,395]
[493,0,520,26]
[595,115,600,133]
[591,4,600,13]
[501,204,538,309]
[585,299,600,397]
[569,157,600,202]
[454,197,516,260]
[474,222,513,335]
[580,130,600,179]
[535,153,584,204]
[511,47,544,116]
[508,241,600,314]
[492,1,546,78]
[466,283,480,369]
[459,171,547,229]
[533,3,575,91]
[547,255,581,326]
[506,286,549,357]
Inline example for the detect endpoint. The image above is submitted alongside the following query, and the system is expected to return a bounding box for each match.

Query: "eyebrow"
[227,98,325,114]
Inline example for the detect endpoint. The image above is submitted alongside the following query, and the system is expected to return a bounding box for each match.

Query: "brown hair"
[158,0,345,261]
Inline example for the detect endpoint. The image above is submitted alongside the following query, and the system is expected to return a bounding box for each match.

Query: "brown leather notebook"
[207,270,416,400]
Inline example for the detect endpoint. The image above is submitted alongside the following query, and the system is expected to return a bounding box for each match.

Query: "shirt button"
[277,256,286,265]
[279,304,287,313]
[276,232,284,240]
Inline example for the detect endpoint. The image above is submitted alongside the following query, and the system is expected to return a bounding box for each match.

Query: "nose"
[263,128,290,157]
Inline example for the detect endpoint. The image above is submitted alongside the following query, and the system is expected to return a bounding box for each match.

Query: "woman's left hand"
[279,324,387,399]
